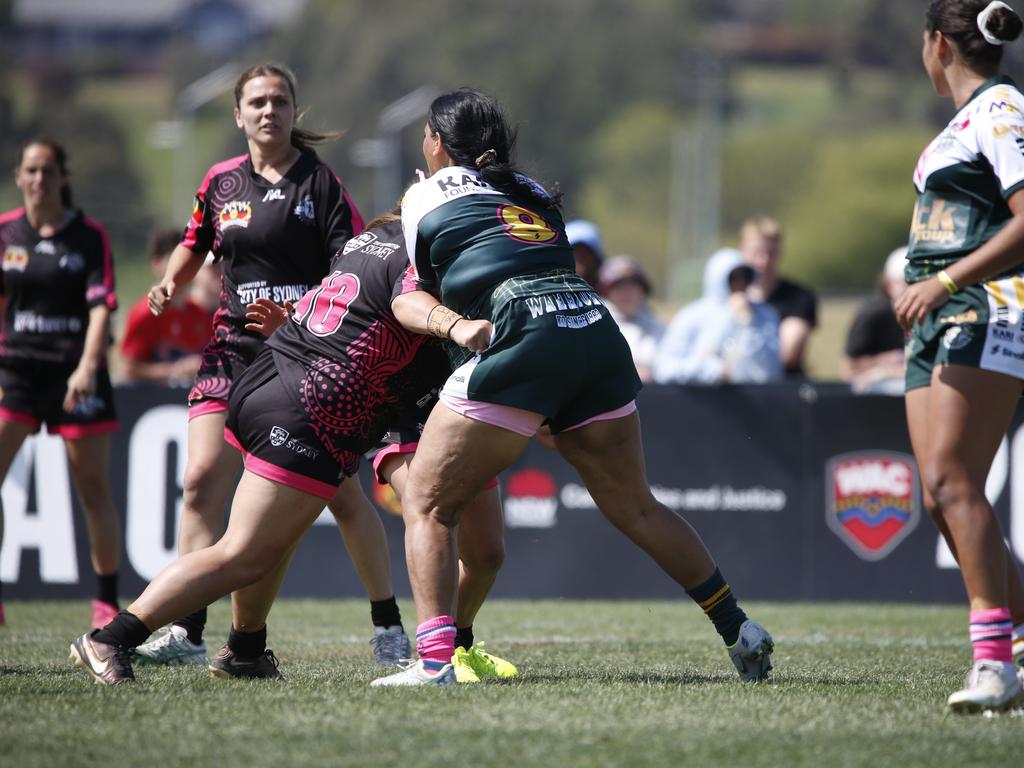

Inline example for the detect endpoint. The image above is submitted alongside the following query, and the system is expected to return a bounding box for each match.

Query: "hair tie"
[978,1,1015,45]
[475,149,498,169]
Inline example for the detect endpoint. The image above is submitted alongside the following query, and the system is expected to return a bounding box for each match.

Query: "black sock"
[685,567,747,646]
[173,607,207,645]
[454,625,474,650]
[227,625,267,658]
[96,572,119,608]
[92,610,152,649]
[370,596,402,628]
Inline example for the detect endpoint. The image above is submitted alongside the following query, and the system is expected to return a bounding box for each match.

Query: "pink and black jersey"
[0,207,116,365]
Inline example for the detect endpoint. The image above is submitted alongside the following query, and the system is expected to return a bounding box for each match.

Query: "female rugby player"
[372,89,773,687]
[896,0,1024,713]
[135,64,412,667]
[0,139,120,628]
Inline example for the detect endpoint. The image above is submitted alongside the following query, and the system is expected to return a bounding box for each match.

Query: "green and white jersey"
[401,166,574,317]
[908,75,1024,284]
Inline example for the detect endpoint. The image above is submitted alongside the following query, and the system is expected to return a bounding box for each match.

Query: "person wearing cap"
[600,256,665,382]
[565,219,604,288]
[654,248,782,385]
[842,246,908,394]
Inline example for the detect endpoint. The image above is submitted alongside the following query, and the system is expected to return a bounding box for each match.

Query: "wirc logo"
[825,451,920,561]
[503,468,558,528]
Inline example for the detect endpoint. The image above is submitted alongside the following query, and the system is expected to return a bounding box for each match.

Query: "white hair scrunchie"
[978,0,1015,45]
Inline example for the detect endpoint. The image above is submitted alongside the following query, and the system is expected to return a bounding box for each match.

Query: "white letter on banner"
[127,405,188,580]
[0,433,78,583]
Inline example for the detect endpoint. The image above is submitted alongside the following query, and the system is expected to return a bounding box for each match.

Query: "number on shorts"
[497,204,558,244]
[292,271,361,337]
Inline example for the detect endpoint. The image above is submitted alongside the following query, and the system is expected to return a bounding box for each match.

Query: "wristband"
[937,269,959,294]
[427,305,463,339]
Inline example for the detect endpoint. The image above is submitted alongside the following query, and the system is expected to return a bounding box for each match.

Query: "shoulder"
[198,155,248,192]
[0,207,25,230]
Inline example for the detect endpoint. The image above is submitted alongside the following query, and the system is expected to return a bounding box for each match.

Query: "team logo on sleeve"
[191,196,206,225]
[2,246,28,272]
[825,452,920,561]
[219,201,252,230]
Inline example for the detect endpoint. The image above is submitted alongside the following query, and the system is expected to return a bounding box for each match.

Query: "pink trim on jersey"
[371,440,499,489]
[188,398,229,420]
[562,400,638,432]
[50,420,119,439]
[0,207,26,225]
[0,406,40,430]
[400,266,419,295]
[439,392,544,437]
[82,216,117,310]
[224,426,338,500]
[180,155,248,250]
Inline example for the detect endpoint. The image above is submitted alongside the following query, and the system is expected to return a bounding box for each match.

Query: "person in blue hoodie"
[654,248,783,384]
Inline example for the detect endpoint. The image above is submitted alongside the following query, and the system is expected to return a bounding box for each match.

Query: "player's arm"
[147,244,206,317]
[391,289,491,353]
[63,304,110,412]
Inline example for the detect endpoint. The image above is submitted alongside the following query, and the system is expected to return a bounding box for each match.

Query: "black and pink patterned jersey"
[266,218,431,464]
[0,207,116,365]
[181,150,364,401]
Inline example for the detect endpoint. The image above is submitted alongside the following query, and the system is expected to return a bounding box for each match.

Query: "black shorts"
[0,357,118,438]
[188,330,263,415]
[225,348,380,500]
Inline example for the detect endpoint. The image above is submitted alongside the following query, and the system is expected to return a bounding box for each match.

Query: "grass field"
[1,600,1021,767]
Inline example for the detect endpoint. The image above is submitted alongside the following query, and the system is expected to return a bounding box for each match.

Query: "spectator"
[843,246,908,395]
[740,216,817,377]
[119,228,211,385]
[565,219,604,288]
[654,248,782,385]
[599,255,664,382]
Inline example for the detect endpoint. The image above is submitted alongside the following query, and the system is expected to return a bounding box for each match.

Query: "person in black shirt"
[844,247,908,394]
[0,138,121,629]
[740,216,818,376]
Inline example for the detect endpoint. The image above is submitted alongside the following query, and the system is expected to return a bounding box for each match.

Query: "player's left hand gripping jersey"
[909,75,1024,283]
[182,151,364,366]
[0,208,116,364]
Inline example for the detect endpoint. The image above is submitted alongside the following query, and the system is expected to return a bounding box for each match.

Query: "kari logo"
[503,468,557,528]
[262,189,285,203]
[3,246,28,272]
[219,200,252,230]
[826,452,920,561]
[269,426,289,447]
[343,231,377,254]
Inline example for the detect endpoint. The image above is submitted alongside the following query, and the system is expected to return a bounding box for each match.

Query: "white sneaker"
[727,619,774,682]
[370,659,456,687]
[947,660,1022,713]
[369,625,411,667]
[132,625,207,666]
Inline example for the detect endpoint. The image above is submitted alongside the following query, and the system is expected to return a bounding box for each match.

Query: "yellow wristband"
[937,270,959,294]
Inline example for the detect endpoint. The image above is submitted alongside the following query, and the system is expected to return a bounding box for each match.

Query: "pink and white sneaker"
[90,600,119,630]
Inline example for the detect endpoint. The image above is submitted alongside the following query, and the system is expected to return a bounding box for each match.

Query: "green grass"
[1,600,1020,767]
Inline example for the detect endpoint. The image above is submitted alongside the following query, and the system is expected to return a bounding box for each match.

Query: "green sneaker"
[452,642,518,683]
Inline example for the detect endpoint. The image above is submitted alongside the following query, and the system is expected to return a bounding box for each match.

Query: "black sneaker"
[69,631,136,685]
[208,645,283,680]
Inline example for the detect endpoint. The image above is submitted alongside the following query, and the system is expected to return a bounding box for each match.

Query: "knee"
[403,490,459,529]
[922,459,979,515]
[216,542,277,586]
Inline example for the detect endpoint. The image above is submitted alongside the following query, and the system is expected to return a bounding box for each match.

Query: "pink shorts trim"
[371,440,498,490]
[189,398,228,421]
[0,407,40,431]
[561,400,638,432]
[439,392,544,438]
[224,427,338,501]
[50,420,119,439]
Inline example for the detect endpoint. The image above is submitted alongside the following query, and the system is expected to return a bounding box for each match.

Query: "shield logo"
[269,426,289,447]
[825,451,920,561]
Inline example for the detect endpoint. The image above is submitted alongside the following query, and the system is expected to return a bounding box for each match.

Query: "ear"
[234,107,244,130]
[935,31,954,64]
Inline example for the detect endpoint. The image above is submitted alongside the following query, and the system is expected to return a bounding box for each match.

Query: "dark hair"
[148,227,182,260]
[234,63,340,154]
[364,207,402,230]
[926,0,1023,68]
[16,137,72,207]
[427,88,561,212]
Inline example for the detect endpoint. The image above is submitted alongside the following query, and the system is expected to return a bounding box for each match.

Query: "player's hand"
[63,365,97,413]
[894,276,949,330]
[450,318,493,353]
[245,298,293,336]
[147,280,176,316]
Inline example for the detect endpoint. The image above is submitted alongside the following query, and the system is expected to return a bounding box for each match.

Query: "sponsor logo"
[262,188,285,203]
[268,425,321,460]
[910,197,969,248]
[989,99,1022,115]
[436,172,491,199]
[270,426,289,447]
[35,240,56,255]
[994,327,1015,342]
[219,200,252,230]
[938,309,978,325]
[942,325,973,350]
[560,483,787,513]
[344,232,376,254]
[3,246,29,272]
[12,312,80,334]
[59,252,85,272]
[504,468,558,528]
[825,452,920,561]
[555,309,602,329]
[996,304,1011,327]
[293,195,315,223]
[523,290,603,320]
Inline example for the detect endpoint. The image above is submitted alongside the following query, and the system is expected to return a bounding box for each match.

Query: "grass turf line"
[1,600,1021,768]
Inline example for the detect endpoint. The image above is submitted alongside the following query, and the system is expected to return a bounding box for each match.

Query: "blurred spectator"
[654,248,782,385]
[119,228,212,385]
[843,246,908,395]
[740,216,817,377]
[565,219,604,288]
[599,256,664,382]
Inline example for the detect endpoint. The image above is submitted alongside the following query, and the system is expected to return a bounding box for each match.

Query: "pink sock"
[970,607,1013,663]
[416,615,456,672]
